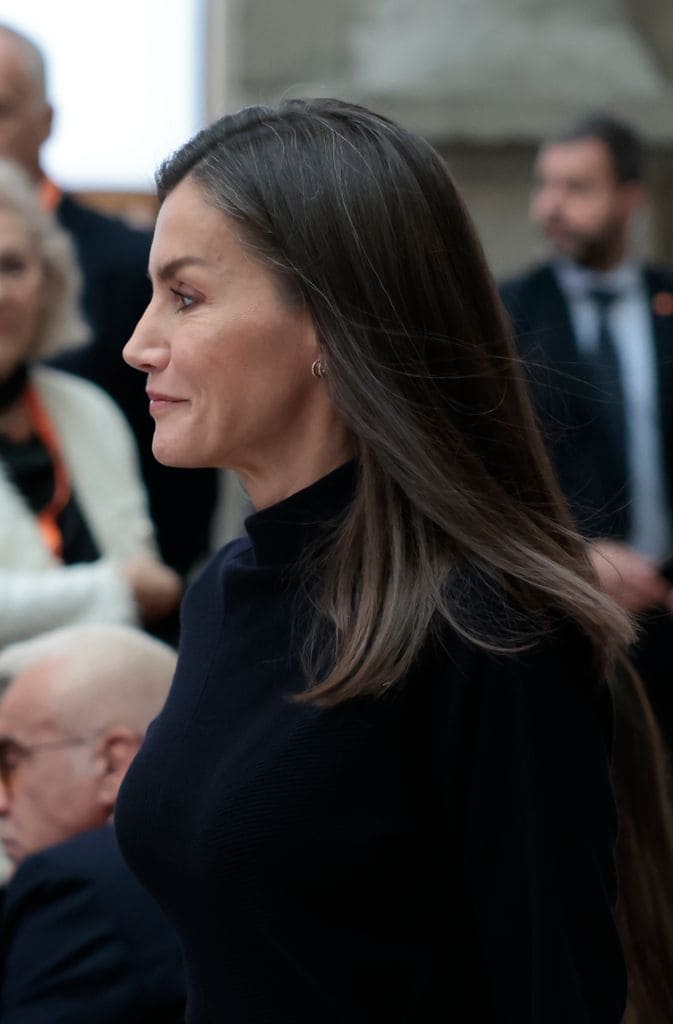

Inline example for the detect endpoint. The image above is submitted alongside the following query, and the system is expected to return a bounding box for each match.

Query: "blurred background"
[8,0,673,277]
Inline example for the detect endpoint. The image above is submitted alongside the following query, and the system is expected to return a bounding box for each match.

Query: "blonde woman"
[0,159,180,644]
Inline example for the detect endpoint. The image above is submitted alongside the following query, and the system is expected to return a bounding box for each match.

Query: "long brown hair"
[156,97,632,704]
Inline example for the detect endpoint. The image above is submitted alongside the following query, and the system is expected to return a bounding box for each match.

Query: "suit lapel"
[523,266,598,420]
[513,266,580,363]
[516,265,628,536]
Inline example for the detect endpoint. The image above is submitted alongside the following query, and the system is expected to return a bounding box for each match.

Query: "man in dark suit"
[501,115,673,744]
[0,21,217,576]
[0,625,185,1023]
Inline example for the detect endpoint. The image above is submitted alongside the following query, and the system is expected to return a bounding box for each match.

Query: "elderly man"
[0,21,217,577]
[0,624,184,1023]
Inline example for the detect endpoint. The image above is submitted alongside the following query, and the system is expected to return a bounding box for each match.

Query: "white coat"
[0,366,157,645]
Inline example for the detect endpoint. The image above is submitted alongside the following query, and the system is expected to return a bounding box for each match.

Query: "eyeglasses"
[0,736,90,796]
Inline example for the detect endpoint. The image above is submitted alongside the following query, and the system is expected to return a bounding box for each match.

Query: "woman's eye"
[170,288,196,311]
[0,256,28,277]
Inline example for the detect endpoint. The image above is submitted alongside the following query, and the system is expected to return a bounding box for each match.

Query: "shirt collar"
[553,258,641,299]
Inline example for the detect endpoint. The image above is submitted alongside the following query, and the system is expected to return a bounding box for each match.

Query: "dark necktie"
[587,287,628,523]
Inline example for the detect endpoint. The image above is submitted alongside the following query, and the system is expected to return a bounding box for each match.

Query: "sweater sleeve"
[0,559,136,645]
[458,632,626,1023]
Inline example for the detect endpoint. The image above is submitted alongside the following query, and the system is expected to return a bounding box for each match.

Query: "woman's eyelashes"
[170,287,197,312]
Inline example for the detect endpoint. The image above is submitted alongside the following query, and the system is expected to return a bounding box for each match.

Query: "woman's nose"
[123,307,168,373]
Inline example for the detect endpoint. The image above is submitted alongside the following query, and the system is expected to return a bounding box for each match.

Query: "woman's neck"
[238,435,355,511]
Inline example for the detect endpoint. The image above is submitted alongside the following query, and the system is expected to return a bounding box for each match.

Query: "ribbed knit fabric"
[116,462,626,1023]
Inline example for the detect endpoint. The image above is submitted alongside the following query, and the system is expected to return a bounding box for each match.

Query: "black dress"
[115,462,626,1023]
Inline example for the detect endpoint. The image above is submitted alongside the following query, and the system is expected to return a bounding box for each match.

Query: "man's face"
[530,137,641,270]
[0,33,52,179]
[0,662,103,866]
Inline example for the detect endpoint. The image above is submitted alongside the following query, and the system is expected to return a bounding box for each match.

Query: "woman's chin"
[151,437,210,470]
[152,437,187,468]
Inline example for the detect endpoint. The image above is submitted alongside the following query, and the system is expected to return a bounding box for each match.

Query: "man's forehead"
[0,693,55,740]
[0,659,65,736]
[536,139,613,174]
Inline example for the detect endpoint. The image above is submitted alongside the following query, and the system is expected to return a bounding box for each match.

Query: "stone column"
[204,0,673,272]
[349,0,667,138]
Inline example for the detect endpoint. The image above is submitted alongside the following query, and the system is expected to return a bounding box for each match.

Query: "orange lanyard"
[24,385,71,561]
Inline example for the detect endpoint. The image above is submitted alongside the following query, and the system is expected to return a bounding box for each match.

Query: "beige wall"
[206,0,673,277]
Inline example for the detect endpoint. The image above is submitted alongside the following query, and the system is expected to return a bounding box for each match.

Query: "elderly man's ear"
[94,728,143,814]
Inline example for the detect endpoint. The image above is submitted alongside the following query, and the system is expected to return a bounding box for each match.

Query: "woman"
[0,159,181,645]
[116,99,631,1022]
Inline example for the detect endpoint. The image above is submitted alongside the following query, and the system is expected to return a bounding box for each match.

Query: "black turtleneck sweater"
[115,462,626,1023]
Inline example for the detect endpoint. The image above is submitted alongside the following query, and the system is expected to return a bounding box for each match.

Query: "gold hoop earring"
[311,359,327,379]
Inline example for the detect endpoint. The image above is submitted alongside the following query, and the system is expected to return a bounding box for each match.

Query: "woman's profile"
[116,98,641,1022]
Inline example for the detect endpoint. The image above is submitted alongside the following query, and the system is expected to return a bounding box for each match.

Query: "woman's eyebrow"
[148,256,210,282]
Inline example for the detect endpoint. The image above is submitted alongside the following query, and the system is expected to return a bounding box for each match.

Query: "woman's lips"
[146,391,187,414]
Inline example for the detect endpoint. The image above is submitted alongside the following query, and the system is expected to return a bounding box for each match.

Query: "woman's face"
[0,207,44,379]
[124,177,342,484]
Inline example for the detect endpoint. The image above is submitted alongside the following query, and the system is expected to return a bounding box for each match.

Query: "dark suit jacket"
[0,825,185,1023]
[500,262,673,543]
[501,261,673,747]
[48,195,217,576]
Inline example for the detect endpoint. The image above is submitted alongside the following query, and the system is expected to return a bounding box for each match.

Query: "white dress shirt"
[554,260,672,560]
